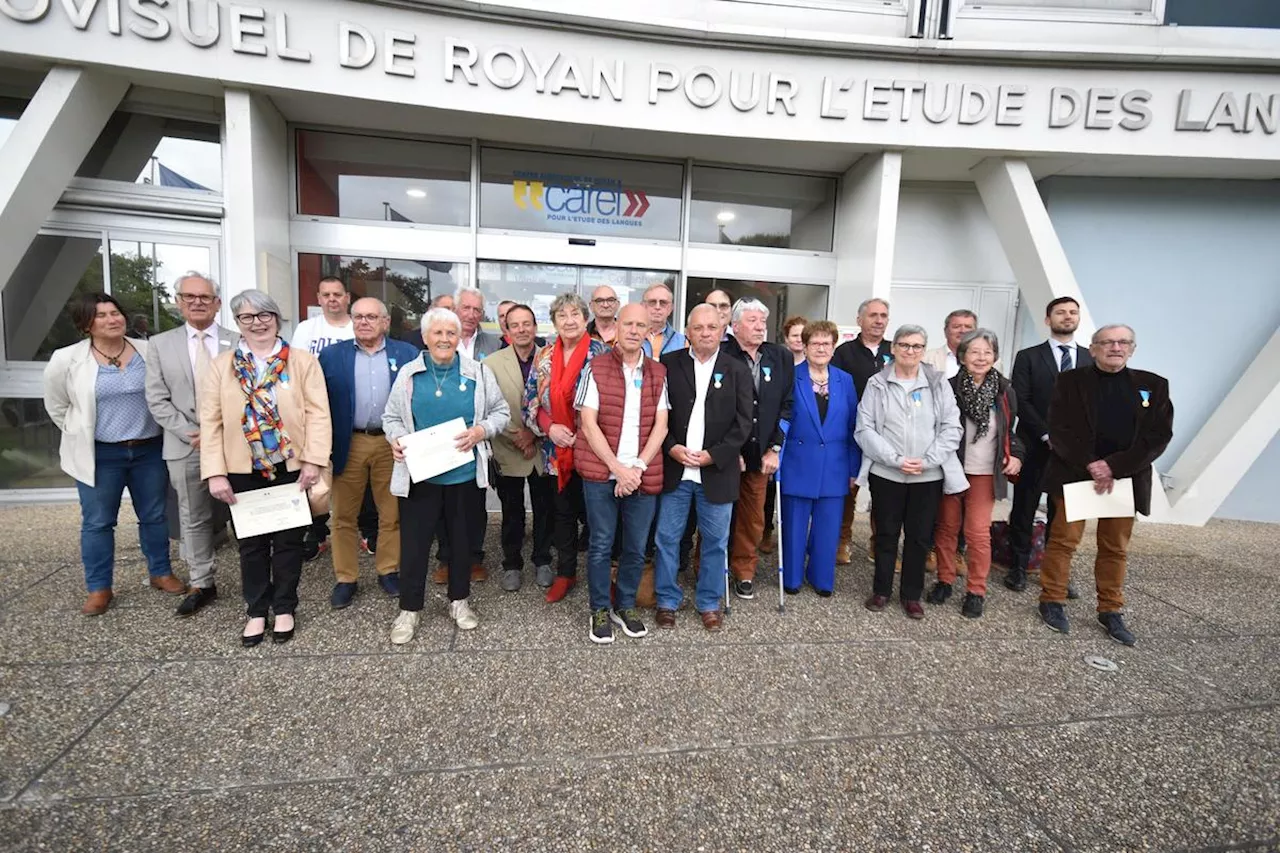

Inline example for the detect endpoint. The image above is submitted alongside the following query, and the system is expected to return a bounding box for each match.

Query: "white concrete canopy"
[0,66,128,298]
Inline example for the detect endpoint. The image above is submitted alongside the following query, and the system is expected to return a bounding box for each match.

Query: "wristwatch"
[769,444,783,453]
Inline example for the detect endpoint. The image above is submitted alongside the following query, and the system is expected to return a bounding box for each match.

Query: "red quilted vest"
[573,349,667,495]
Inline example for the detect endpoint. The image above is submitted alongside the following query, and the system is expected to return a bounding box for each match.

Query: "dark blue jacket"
[780,362,862,499]
[318,337,420,476]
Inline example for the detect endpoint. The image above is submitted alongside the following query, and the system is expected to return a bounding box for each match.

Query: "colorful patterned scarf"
[234,340,295,479]
[957,367,1000,443]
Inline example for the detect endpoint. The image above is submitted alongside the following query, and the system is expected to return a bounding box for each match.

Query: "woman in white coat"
[43,293,179,616]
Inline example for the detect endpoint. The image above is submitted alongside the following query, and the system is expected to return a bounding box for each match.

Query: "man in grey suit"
[145,272,234,617]
[455,287,502,362]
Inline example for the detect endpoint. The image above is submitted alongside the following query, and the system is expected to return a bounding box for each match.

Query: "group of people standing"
[42,274,1172,649]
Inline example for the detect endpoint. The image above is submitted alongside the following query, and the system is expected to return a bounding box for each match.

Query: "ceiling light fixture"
[716,210,736,223]
[405,188,427,199]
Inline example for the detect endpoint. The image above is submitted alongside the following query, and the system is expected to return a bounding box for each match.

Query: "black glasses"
[178,294,215,305]
[592,297,618,305]
[235,311,276,325]
[894,343,926,352]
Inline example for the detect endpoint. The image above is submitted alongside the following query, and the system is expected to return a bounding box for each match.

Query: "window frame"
[955,0,1165,25]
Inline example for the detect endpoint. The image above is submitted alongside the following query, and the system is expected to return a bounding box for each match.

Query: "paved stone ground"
[0,502,1277,852]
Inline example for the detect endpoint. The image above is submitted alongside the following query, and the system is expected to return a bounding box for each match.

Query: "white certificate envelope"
[399,418,474,483]
[229,482,313,538]
[1063,478,1136,523]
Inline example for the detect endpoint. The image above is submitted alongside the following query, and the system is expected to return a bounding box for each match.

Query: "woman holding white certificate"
[383,307,509,643]
[201,290,332,647]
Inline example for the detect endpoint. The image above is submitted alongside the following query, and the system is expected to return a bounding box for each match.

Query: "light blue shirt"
[353,340,390,430]
[94,353,161,442]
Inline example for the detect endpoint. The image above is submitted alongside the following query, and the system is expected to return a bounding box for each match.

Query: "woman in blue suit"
[779,320,862,596]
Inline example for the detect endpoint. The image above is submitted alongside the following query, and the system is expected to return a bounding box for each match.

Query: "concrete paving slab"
[0,663,151,802]
[953,706,1280,853]
[2,737,1066,852]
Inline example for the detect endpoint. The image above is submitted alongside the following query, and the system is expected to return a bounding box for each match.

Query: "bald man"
[652,304,753,632]
[587,285,620,344]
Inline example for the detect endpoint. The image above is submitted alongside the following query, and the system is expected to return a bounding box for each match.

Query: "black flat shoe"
[272,616,296,644]
[242,630,265,648]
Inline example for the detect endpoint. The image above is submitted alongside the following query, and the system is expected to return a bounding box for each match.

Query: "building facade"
[0,0,1277,522]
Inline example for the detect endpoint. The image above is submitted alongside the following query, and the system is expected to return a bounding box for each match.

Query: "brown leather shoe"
[700,610,723,631]
[149,574,185,595]
[835,540,852,565]
[864,593,889,612]
[903,599,925,620]
[656,608,677,629]
[81,590,113,616]
[432,563,449,585]
[470,564,487,583]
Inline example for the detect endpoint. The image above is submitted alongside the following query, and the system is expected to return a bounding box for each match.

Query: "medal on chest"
[713,372,723,390]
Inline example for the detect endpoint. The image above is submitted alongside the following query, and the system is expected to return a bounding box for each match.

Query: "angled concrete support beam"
[0,66,128,294]
[1151,324,1280,526]
[833,151,901,325]
[970,157,1095,340]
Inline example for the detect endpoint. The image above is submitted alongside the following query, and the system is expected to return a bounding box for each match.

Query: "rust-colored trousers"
[332,433,400,583]
[1039,495,1135,613]
[730,470,768,581]
[935,474,995,596]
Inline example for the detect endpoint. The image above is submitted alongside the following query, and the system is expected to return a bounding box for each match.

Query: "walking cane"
[724,550,732,617]
[775,479,786,614]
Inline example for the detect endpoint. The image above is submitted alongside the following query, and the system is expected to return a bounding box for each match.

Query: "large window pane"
[477,262,674,337]
[961,0,1152,10]
[0,398,73,489]
[686,277,829,342]
[690,167,836,251]
[77,113,221,192]
[296,130,471,225]
[297,253,470,344]
[3,234,104,361]
[108,240,210,339]
[480,148,683,240]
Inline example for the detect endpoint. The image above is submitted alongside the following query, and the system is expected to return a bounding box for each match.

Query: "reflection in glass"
[0,398,73,489]
[109,241,210,339]
[686,277,830,341]
[296,130,471,225]
[480,147,683,241]
[690,166,836,251]
[297,253,469,346]
[3,235,104,361]
[477,261,674,336]
[77,112,222,192]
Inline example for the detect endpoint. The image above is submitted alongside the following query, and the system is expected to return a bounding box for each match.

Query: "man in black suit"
[722,297,794,601]
[1006,296,1094,592]
[652,304,753,632]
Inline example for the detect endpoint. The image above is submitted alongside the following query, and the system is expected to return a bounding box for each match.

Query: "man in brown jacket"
[1038,323,1174,646]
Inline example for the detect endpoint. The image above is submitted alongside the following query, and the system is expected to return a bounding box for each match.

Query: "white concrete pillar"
[970,157,1095,340]
[832,151,901,326]
[221,90,291,329]
[0,66,128,295]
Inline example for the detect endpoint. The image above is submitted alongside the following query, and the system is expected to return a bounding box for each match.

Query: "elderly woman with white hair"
[202,289,332,647]
[383,307,509,643]
[855,324,963,620]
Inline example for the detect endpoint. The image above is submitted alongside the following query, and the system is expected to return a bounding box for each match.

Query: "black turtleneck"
[1094,366,1136,459]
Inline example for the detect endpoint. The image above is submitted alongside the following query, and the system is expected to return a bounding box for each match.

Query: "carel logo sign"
[512,172,649,228]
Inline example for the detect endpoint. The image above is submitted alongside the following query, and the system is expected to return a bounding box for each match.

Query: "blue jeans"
[75,439,172,592]
[654,479,733,613]
[582,480,656,612]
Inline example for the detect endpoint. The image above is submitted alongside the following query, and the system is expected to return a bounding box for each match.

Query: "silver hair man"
[731,297,769,324]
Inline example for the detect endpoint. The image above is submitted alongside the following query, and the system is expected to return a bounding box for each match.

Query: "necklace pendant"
[434,388,443,398]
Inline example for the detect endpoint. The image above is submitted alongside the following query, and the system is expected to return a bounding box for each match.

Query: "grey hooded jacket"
[855,362,967,494]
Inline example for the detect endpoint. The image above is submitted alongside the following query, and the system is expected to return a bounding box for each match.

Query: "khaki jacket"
[199,344,332,480]
[484,346,545,479]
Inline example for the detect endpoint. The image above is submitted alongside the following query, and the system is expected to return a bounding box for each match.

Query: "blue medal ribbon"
[1139,388,1150,408]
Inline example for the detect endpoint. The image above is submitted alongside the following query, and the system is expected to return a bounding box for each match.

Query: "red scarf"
[550,334,590,491]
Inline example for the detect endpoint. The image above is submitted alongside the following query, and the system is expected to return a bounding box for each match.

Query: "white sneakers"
[389,609,419,645]
[449,598,479,630]
[390,600,479,644]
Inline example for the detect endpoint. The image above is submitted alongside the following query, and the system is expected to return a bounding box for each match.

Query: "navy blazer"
[779,362,862,500]
[318,337,421,476]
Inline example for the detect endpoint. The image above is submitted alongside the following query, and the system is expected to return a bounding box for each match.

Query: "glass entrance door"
[477,261,676,337]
